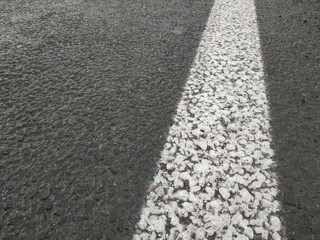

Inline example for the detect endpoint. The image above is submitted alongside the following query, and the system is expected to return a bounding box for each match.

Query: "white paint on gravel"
[133,0,284,239]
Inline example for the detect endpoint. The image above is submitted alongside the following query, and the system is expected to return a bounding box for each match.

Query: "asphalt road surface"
[0,0,319,240]
[256,1,320,239]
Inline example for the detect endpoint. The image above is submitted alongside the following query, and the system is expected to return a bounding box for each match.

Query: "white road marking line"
[134,0,283,239]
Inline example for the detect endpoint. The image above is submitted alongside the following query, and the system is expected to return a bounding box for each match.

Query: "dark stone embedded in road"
[0,0,213,239]
[255,0,320,239]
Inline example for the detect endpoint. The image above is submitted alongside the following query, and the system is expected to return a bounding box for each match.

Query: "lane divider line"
[134,0,283,239]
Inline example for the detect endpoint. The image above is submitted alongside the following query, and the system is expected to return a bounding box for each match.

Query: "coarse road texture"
[255,0,320,239]
[134,0,282,239]
[0,0,319,240]
[0,0,213,239]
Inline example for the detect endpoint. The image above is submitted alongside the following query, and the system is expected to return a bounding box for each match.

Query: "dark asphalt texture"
[255,0,320,239]
[0,0,213,239]
[1,0,320,239]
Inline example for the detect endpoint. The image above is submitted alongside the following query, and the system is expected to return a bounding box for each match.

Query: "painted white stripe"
[134,0,283,239]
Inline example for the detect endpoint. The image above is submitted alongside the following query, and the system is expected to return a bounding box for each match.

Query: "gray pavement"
[0,0,213,239]
[1,0,320,239]
[255,0,320,239]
